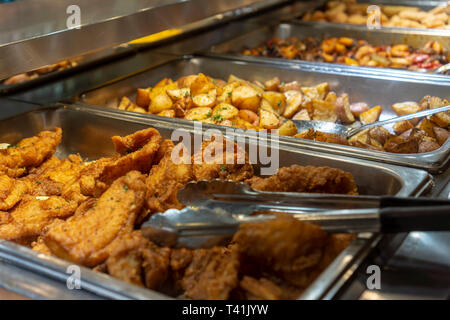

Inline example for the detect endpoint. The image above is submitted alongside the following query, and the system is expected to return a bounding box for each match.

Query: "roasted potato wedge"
[336,93,355,123]
[359,106,382,125]
[185,107,212,121]
[190,73,215,96]
[259,109,280,129]
[292,109,311,121]
[350,102,369,118]
[192,89,217,108]
[312,99,337,122]
[136,88,151,108]
[212,103,239,120]
[433,127,450,145]
[232,86,261,112]
[262,91,286,114]
[277,120,298,136]
[166,88,190,101]
[283,91,303,118]
[393,120,414,135]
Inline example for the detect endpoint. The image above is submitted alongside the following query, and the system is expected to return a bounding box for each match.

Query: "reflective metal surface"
[0,103,433,300]
[77,55,450,172]
[0,0,290,79]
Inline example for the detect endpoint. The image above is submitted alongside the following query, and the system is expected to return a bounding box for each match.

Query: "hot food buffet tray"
[0,104,433,300]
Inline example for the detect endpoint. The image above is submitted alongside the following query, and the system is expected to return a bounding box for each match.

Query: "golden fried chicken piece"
[246,164,358,195]
[32,236,53,255]
[239,276,302,300]
[233,214,328,279]
[106,231,171,290]
[0,128,62,178]
[192,138,254,182]
[106,231,149,287]
[43,171,146,267]
[146,140,193,216]
[79,128,161,197]
[0,175,29,211]
[0,195,78,245]
[180,245,239,300]
[23,154,86,203]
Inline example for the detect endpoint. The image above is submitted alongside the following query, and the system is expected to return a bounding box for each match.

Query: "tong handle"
[380,205,450,233]
[380,196,450,208]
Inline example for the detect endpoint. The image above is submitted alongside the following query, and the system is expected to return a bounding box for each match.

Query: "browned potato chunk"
[283,91,303,118]
[238,109,259,126]
[166,88,190,101]
[262,91,286,114]
[259,109,280,129]
[177,75,198,88]
[348,129,370,145]
[359,106,382,125]
[292,109,311,121]
[128,106,147,113]
[416,118,437,138]
[369,126,392,145]
[231,86,261,112]
[217,82,239,104]
[392,101,422,116]
[279,81,301,93]
[314,83,330,100]
[118,96,133,110]
[277,120,297,136]
[294,128,315,140]
[312,99,337,122]
[264,77,280,91]
[212,103,239,120]
[301,86,320,100]
[430,110,450,128]
[154,78,173,88]
[136,88,151,108]
[433,127,450,145]
[190,73,215,95]
[157,109,176,117]
[418,137,440,153]
[350,102,369,118]
[336,93,355,123]
[192,89,217,108]
[314,131,349,145]
[185,107,212,121]
[384,136,419,154]
[148,92,173,114]
[393,120,414,134]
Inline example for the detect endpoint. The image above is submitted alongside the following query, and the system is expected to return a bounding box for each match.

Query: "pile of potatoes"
[118,72,359,136]
[117,73,449,154]
[297,95,450,154]
[302,0,450,29]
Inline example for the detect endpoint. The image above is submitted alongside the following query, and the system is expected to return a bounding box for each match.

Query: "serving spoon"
[291,104,450,138]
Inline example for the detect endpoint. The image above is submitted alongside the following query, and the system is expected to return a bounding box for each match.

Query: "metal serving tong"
[291,104,450,138]
[140,180,450,249]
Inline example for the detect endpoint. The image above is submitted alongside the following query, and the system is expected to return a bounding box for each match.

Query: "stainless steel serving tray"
[0,45,137,96]
[76,55,450,173]
[0,104,432,300]
[208,21,450,77]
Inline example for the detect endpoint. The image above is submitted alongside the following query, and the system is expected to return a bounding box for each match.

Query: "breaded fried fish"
[43,171,146,267]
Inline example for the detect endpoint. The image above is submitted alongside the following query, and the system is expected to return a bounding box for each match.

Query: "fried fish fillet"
[43,171,146,267]
[192,138,254,182]
[0,128,62,178]
[79,128,161,197]
[0,175,29,211]
[0,195,78,244]
[23,154,86,203]
[145,140,193,215]
[246,164,358,195]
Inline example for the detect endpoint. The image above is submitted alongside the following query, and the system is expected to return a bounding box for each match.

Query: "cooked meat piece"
[180,245,240,300]
[106,231,171,290]
[145,140,193,216]
[23,154,86,203]
[0,175,29,211]
[31,236,53,255]
[233,214,328,279]
[43,171,146,267]
[106,231,148,287]
[80,128,161,197]
[246,164,358,195]
[0,195,78,245]
[192,138,254,182]
[0,128,62,178]
[141,240,171,290]
[239,276,302,300]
